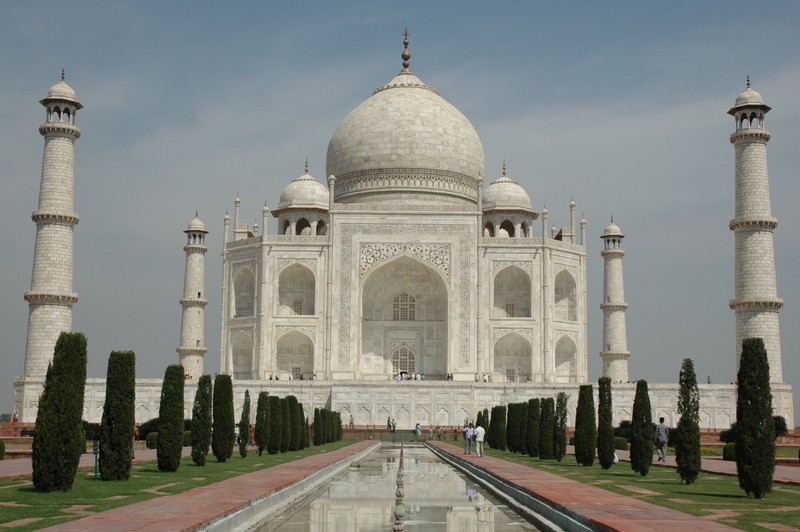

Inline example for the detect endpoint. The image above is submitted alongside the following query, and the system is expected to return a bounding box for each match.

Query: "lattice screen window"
[506,368,516,382]
[392,346,416,373]
[505,303,516,317]
[392,292,416,321]
[292,367,302,380]
[293,300,303,315]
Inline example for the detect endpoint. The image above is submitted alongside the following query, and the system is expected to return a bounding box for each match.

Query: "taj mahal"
[12,36,794,429]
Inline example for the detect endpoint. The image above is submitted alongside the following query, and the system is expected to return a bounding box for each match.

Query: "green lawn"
[480,446,800,532]
[0,441,354,531]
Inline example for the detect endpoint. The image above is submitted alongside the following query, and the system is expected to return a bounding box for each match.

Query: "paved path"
[430,441,735,531]
[613,448,800,486]
[40,441,376,531]
[2,442,796,531]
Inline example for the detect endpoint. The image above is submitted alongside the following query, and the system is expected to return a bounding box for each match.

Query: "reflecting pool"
[260,444,540,531]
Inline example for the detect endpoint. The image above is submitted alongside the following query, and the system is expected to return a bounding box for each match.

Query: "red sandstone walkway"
[429,441,736,531]
[40,441,376,531]
[2,442,796,531]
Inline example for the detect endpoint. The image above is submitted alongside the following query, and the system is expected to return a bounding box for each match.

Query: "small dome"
[602,221,623,238]
[482,172,532,212]
[277,172,329,211]
[734,86,765,107]
[45,79,81,105]
[186,214,207,233]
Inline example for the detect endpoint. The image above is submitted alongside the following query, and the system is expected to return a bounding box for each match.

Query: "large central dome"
[326,44,485,206]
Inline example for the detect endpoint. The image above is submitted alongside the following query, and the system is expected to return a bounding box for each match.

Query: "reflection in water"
[261,444,539,531]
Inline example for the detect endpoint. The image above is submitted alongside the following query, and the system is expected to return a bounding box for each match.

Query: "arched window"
[232,331,253,380]
[316,220,327,235]
[392,292,416,321]
[554,270,577,321]
[392,346,416,373]
[493,266,531,318]
[278,264,315,315]
[499,220,515,237]
[484,222,495,237]
[554,335,577,383]
[281,220,291,235]
[233,268,255,317]
[296,218,311,235]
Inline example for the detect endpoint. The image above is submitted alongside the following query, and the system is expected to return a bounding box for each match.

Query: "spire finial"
[401,28,411,70]
[746,75,751,89]
[305,157,309,174]
[502,160,506,177]
[195,209,199,218]
[61,68,65,82]
[611,215,614,223]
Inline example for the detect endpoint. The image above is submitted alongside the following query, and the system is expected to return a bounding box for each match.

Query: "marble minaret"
[177,213,208,379]
[600,219,629,382]
[728,79,783,383]
[23,72,82,379]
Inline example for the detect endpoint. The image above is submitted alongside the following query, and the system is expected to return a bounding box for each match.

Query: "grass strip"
[0,440,354,531]
[476,444,800,532]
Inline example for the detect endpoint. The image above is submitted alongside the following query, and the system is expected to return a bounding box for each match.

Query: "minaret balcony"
[728,218,777,231]
[729,298,783,311]
[599,351,630,360]
[31,211,80,225]
[600,249,625,258]
[179,298,208,307]
[600,302,628,311]
[730,129,770,143]
[177,346,206,354]
[38,122,81,138]
[24,291,78,304]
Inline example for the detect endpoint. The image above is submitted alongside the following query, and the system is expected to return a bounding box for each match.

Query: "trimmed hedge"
[32,332,87,492]
[614,437,629,450]
[146,432,158,449]
[0,439,5,460]
[267,396,282,454]
[539,398,555,460]
[526,398,540,458]
[723,442,736,461]
[191,375,213,466]
[212,374,235,462]
[238,390,251,458]
[597,377,615,469]
[157,364,185,472]
[255,392,269,456]
[99,351,136,481]
[630,379,653,476]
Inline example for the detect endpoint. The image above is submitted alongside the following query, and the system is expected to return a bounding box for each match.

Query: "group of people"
[395,372,424,381]
[461,422,486,457]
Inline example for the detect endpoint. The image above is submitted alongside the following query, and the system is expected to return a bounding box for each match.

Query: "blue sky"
[1,2,798,421]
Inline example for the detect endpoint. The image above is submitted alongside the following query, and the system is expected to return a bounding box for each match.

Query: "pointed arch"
[276,330,314,379]
[554,270,577,321]
[233,268,255,317]
[232,330,253,379]
[493,265,531,318]
[493,332,532,382]
[279,264,315,315]
[554,335,577,383]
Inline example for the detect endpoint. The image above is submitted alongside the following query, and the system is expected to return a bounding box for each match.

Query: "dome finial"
[502,160,506,176]
[746,75,751,89]
[611,215,614,223]
[195,209,199,218]
[305,157,309,174]
[61,68,65,82]
[401,28,411,71]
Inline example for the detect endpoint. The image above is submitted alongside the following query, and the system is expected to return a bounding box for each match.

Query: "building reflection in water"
[262,445,539,531]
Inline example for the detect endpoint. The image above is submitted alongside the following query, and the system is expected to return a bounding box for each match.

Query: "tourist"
[387,417,392,430]
[391,419,396,433]
[428,426,434,440]
[415,423,421,440]
[653,417,669,462]
[463,423,475,454]
[474,422,485,457]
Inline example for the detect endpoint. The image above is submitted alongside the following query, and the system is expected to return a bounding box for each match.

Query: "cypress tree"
[555,392,568,462]
[191,375,213,466]
[597,377,615,470]
[506,403,520,453]
[675,358,701,484]
[526,398,540,457]
[286,396,302,451]
[254,392,269,456]
[630,379,653,476]
[312,408,322,446]
[488,405,507,450]
[280,398,291,452]
[99,351,136,480]
[157,364,185,472]
[320,409,330,444]
[238,390,251,458]
[539,398,555,460]
[519,401,529,455]
[298,406,307,450]
[267,395,282,454]
[304,415,311,448]
[476,410,483,430]
[574,385,596,466]
[736,338,775,499]
[212,374,235,462]
[32,332,88,492]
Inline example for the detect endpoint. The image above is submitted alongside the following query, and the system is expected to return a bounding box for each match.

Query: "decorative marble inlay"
[389,339,418,352]
[274,325,316,342]
[360,243,450,280]
[337,223,472,366]
[276,258,318,273]
[491,327,534,344]
[555,329,578,343]
[491,260,533,277]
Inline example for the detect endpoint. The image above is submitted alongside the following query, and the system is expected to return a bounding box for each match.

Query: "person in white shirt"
[474,423,486,457]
